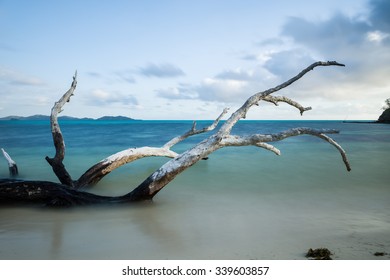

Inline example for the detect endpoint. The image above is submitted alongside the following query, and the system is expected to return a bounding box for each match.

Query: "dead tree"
[0,61,351,207]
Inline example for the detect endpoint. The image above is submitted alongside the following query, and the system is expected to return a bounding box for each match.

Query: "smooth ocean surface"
[0,120,389,259]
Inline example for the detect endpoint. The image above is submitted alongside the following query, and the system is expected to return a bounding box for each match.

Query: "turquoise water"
[0,120,389,259]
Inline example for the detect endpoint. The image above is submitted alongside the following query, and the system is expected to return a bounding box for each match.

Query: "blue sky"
[0,0,389,120]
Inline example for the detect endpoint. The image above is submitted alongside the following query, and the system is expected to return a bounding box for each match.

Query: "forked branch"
[220,128,351,171]
[0,61,351,206]
[44,73,227,189]
[163,108,229,149]
[128,61,349,200]
[75,109,228,188]
[219,61,345,133]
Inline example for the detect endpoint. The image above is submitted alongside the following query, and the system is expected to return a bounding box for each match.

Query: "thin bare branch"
[316,133,352,172]
[262,95,312,115]
[254,143,281,155]
[220,127,351,171]
[219,61,345,134]
[221,128,338,145]
[162,107,229,149]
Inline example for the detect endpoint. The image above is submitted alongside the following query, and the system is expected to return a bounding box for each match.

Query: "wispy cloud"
[263,49,315,80]
[215,69,254,81]
[33,96,50,106]
[138,63,185,78]
[86,72,102,78]
[195,78,250,102]
[115,70,136,83]
[157,0,390,113]
[0,67,45,86]
[89,89,139,106]
[366,30,389,43]
[156,85,197,100]
[158,65,277,103]
[224,0,389,107]
[266,0,390,102]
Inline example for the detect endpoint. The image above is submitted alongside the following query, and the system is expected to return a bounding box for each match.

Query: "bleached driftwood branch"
[220,128,351,171]
[127,61,348,200]
[45,71,78,187]
[76,147,178,188]
[0,61,350,206]
[41,73,226,189]
[262,96,312,115]
[1,148,18,176]
[163,108,229,149]
[75,110,227,188]
[218,61,345,132]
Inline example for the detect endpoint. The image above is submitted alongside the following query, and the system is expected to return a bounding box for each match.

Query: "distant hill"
[96,116,136,121]
[0,115,137,121]
[0,114,51,121]
[377,108,390,123]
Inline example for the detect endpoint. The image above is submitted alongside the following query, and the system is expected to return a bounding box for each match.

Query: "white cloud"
[156,86,197,100]
[2,0,387,121]
[138,63,185,78]
[89,89,139,106]
[196,77,249,102]
[91,89,110,100]
[115,70,136,84]
[215,68,254,81]
[255,0,390,111]
[0,67,45,86]
[156,0,390,120]
[366,30,389,43]
[34,96,50,106]
[157,65,278,104]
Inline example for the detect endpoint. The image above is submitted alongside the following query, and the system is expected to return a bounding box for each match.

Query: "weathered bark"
[75,147,178,188]
[262,95,312,115]
[45,71,77,187]
[0,180,135,207]
[0,61,351,207]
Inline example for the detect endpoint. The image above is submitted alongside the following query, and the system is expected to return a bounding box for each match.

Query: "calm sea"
[0,120,389,259]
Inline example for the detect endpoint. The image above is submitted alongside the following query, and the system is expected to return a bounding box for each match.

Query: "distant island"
[377,98,390,124]
[0,115,139,121]
[377,108,390,124]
